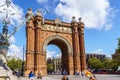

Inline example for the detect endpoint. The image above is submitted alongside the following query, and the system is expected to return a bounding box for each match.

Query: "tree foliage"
[88,57,103,70]
[111,56,120,70]
[7,59,23,71]
[102,58,113,69]
[112,38,120,70]
[111,60,118,70]
[88,57,120,71]
[47,63,53,73]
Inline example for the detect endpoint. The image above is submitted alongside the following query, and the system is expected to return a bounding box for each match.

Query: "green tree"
[47,63,53,73]
[102,58,112,69]
[111,60,118,70]
[111,57,120,71]
[7,59,22,71]
[112,38,120,70]
[88,57,103,70]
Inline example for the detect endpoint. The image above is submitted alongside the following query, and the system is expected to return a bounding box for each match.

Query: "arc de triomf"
[25,8,86,76]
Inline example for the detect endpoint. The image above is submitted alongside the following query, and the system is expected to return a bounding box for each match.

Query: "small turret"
[71,16,77,23]
[78,18,84,28]
[35,9,43,27]
[71,16,78,27]
[27,8,33,15]
[26,8,34,22]
[36,9,42,17]
[54,18,61,26]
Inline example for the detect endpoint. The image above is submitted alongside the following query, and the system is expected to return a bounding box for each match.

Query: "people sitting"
[62,75,69,80]
[89,76,96,80]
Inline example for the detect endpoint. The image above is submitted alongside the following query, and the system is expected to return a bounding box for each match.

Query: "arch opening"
[46,44,61,74]
[44,36,72,74]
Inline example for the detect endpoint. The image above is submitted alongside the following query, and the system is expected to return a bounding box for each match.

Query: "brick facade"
[25,9,86,76]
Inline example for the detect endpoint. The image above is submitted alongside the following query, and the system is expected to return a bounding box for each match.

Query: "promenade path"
[19,74,120,80]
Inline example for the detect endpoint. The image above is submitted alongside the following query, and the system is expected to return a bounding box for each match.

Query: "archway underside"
[42,36,74,75]
[47,39,69,74]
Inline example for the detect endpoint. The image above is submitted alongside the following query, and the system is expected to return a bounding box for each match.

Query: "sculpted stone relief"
[42,24,72,33]
[80,27,84,33]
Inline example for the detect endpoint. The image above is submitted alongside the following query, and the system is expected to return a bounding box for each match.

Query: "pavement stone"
[18,74,120,80]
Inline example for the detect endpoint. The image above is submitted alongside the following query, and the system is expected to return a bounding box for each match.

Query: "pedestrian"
[79,70,81,77]
[29,71,34,80]
[16,71,20,78]
[89,76,96,80]
[85,69,92,78]
[62,75,69,80]
[62,69,67,75]
[75,70,79,77]
[37,71,42,79]
[81,71,84,77]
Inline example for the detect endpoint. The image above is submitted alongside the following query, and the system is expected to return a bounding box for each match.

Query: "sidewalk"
[17,76,59,80]
[18,74,120,80]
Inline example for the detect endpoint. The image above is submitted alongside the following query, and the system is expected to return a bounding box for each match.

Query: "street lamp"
[22,45,25,76]
[52,56,55,74]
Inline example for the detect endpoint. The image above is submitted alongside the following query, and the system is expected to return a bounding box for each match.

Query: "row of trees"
[88,57,120,71]
[7,56,120,72]
[6,57,120,72]
[7,59,25,72]
[7,58,53,73]
[88,39,120,71]
[7,58,55,74]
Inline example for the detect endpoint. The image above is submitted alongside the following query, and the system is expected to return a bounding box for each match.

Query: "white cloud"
[0,0,24,29]
[56,53,61,57]
[92,49,104,54]
[37,0,48,3]
[9,35,15,43]
[46,50,57,59]
[0,0,24,59]
[7,36,23,59]
[8,44,23,59]
[55,0,115,30]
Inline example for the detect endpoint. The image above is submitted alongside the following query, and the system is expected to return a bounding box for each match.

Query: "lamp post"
[52,56,55,74]
[22,45,25,76]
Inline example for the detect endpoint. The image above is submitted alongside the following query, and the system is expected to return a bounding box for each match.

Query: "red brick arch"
[25,9,86,76]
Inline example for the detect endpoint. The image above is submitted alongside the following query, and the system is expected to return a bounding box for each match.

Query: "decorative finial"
[78,17,84,24]
[73,16,75,19]
[27,8,33,16]
[79,17,81,21]
[55,18,61,26]
[28,8,32,11]
[71,16,77,23]
[36,9,42,16]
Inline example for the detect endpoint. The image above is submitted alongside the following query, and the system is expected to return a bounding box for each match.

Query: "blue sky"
[0,0,120,58]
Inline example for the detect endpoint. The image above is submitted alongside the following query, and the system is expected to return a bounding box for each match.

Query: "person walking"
[62,69,67,75]
[29,71,34,80]
[79,70,81,77]
[75,70,79,77]
[37,71,42,79]
[81,71,84,77]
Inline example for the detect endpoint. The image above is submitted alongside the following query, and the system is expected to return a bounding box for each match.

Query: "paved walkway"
[18,74,120,80]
